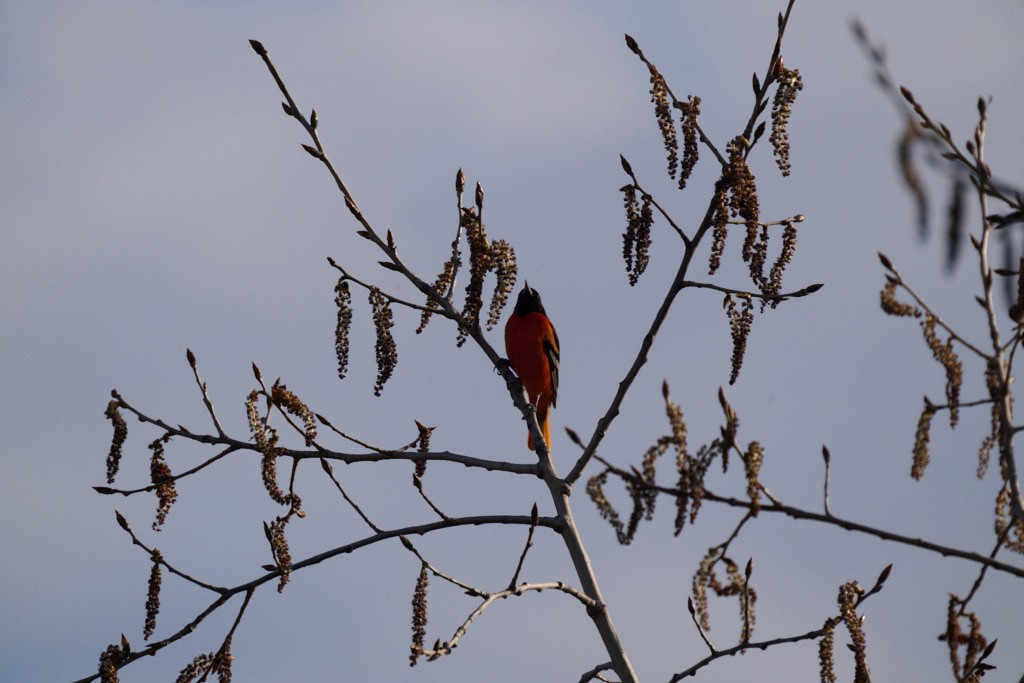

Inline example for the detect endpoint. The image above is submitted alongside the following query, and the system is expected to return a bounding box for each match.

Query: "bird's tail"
[527,400,552,453]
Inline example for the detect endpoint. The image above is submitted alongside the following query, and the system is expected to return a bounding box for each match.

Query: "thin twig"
[624,45,726,167]
[687,597,716,654]
[671,625,829,680]
[250,41,462,321]
[319,458,381,532]
[413,474,452,522]
[186,349,226,437]
[681,279,823,303]
[508,504,540,590]
[822,445,832,517]
[740,558,753,644]
[740,0,798,145]
[113,511,227,594]
[624,176,688,244]
[398,535,483,596]
[195,588,255,683]
[314,412,388,451]
[884,268,990,359]
[95,444,239,497]
[419,581,598,660]
[599,462,1024,578]
[446,169,466,299]
[327,256,440,314]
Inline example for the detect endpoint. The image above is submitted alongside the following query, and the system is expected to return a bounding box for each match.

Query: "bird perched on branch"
[504,283,560,452]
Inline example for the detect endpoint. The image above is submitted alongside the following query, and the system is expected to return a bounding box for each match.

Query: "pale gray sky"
[3,1,1023,681]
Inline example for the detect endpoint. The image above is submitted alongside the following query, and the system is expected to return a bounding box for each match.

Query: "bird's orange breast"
[504,312,556,404]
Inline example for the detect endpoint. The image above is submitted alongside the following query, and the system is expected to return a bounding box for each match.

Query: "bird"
[504,282,560,452]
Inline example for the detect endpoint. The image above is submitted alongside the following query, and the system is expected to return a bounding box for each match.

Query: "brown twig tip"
[455,167,465,195]
[745,558,754,580]
[873,563,892,592]
[565,427,585,449]
[251,362,263,383]
[822,445,831,464]
[185,348,196,368]
[475,181,484,212]
[249,39,267,56]
[899,85,915,104]
[115,510,130,532]
[878,252,894,271]
[619,154,635,177]
[687,596,696,615]
[301,143,322,159]
[624,33,640,55]
[753,120,766,145]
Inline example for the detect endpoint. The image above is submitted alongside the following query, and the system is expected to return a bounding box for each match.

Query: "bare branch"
[507,503,540,590]
[186,349,226,437]
[418,581,597,661]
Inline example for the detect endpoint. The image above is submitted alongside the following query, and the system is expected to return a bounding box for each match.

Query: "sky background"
[3,1,1024,681]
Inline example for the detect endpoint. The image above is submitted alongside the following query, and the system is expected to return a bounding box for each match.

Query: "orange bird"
[504,283,560,452]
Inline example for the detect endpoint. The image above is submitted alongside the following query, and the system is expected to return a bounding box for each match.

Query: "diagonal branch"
[567,0,802,488]
[186,349,226,437]
[72,591,236,683]
[507,503,540,589]
[319,458,382,533]
[113,511,227,594]
[599,461,1024,579]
